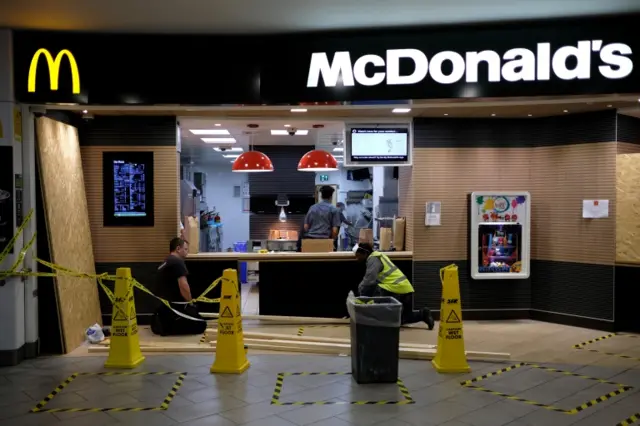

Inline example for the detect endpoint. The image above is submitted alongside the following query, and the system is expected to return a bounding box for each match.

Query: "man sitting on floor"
[151,238,207,336]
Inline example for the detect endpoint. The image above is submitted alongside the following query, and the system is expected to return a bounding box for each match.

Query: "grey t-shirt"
[304,200,341,238]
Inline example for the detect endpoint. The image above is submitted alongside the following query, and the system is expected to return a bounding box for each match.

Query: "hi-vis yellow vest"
[370,251,414,294]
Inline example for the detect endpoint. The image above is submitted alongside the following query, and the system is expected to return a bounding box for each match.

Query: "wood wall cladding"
[81,146,179,263]
[617,142,640,155]
[532,143,616,265]
[35,117,102,353]
[616,153,640,265]
[398,166,413,251]
[411,148,532,261]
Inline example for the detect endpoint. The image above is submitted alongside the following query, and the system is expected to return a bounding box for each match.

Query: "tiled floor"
[2,349,640,426]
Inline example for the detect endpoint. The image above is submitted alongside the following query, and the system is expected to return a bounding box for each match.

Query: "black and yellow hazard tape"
[271,372,415,406]
[199,331,208,344]
[617,412,640,426]
[460,362,633,415]
[573,333,640,362]
[297,327,305,336]
[30,372,187,413]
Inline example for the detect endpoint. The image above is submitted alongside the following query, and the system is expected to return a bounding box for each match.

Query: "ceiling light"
[82,109,88,114]
[491,113,496,117]
[271,129,309,136]
[213,147,243,152]
[223,154,240,158]
[284,124,291,127]
[298,150,339,172]
[190,129,230,135]
[232,151,274,173]
[563,110,569,113]
[392,108,411,113]
[607,104,613,108]
[201,137,236,143]
[291,108,307,113]
[528,114,533,117]
[444,113,449,116]
[333,155,344,159]
[333,147,343,152]
[214,123,222,127]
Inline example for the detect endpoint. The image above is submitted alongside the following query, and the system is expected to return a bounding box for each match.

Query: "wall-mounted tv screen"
[345,124,412,167]
[103,151,154,227]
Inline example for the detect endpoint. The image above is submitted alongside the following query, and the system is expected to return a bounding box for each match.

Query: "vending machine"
[470,192,530,280]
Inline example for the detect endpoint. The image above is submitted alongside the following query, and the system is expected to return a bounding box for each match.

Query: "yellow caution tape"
[0,209,222,315]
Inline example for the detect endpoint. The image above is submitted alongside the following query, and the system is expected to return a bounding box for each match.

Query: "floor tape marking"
[30,372,187,413]
[271,372,415,406]
[617,413,640,426]
[460,363,633,415]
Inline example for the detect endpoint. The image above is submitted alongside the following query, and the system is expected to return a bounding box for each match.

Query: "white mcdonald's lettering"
[306,41,633,88]
[28,48,80,94]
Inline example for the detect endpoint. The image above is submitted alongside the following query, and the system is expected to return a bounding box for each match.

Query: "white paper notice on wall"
[582,200,609,219]
[425,202,441,226]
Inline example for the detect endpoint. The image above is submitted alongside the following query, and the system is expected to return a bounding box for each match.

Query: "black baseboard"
[531,310,615,332]
[432,309,530,321]
[0,344,25,367]
[24,340,39,359]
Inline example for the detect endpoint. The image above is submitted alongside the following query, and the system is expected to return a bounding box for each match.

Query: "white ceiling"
[2,0,639,34]
[179,117,344,168]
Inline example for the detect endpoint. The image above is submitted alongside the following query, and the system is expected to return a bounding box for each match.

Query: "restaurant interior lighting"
[392,108,411,113]
[270,129,309,136]
[190,129,230,135]
[298,149,339,172]
[214,123,222,126]
[333,147,343,152]
[232,151,274,172]
[222,154,240,158]
[201,137,236,143]
[213,147,243,152]
[291,108,307,113]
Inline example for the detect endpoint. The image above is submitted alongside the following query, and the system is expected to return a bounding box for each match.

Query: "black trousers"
[373,287,424,325]
[151,303,207,336]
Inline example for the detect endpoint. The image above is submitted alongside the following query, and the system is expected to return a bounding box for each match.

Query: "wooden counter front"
[187,251,413,262]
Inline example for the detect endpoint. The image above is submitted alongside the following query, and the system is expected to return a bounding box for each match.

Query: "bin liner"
[347,294,402,384]
[346,294,402,328]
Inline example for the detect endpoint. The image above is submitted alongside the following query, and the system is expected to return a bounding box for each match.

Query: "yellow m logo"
[27,48,80,94]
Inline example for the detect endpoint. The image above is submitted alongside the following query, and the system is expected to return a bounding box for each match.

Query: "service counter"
[185,252,413,318]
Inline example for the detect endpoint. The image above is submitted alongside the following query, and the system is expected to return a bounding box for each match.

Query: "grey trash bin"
[347,296,402,384]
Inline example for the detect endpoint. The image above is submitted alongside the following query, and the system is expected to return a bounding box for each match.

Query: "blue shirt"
[304,200,341,239]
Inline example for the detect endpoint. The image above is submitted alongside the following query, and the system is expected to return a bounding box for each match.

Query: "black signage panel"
[261,15,640,103]
[12,15,640,105]
[13,32,261,105]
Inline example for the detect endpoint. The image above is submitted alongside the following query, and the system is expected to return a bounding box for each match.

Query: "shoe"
[423,308,435,330]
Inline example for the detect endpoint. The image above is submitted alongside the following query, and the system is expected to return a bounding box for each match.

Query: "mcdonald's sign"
[27,48,80,94]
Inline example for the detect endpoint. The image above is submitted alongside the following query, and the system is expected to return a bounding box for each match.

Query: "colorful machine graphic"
[470,192,530,280]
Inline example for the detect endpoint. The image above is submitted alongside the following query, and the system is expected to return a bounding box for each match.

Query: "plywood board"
[36,117,102,353]
[616,153,640,265]
[81,146,178,263]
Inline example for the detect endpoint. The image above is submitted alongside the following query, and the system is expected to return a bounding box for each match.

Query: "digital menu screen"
[103,152,154,227]
[350,128,409,162]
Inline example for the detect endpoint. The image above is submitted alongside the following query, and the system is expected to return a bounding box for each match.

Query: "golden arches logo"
[27,48,80,94]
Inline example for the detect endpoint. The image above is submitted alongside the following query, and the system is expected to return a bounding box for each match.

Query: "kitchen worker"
[151,238,207,336]
[303,186,341,248]
[336,202,354,251]
[354,242,435,329]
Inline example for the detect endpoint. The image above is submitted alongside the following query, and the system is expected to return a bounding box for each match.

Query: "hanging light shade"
[232,151,274,172]
[298,149,338,172]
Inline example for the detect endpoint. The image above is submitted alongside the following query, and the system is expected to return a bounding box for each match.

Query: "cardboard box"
[301,239,334,252]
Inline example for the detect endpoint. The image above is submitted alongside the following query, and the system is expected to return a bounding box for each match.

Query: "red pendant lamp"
[232,151,274,172]
[298,149,339,172]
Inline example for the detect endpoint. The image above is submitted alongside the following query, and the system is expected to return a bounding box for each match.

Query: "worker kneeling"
[354,243,435,330]
[151,238,207,336]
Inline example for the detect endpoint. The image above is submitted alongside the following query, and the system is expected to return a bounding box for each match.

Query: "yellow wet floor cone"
[211,269,250,374]
[432,264,470,373]
[105,268,145,369]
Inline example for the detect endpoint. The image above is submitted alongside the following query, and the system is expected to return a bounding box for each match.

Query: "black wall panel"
[79,116,177,147]
[617,114,640,144]
[248,146,316,196]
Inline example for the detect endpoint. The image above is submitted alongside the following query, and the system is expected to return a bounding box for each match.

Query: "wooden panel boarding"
[36,117,102,353]
[81,146,179,263]
[616,153,640,265]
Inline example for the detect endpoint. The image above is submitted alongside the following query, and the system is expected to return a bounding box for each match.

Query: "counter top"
[186,251,413,262]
